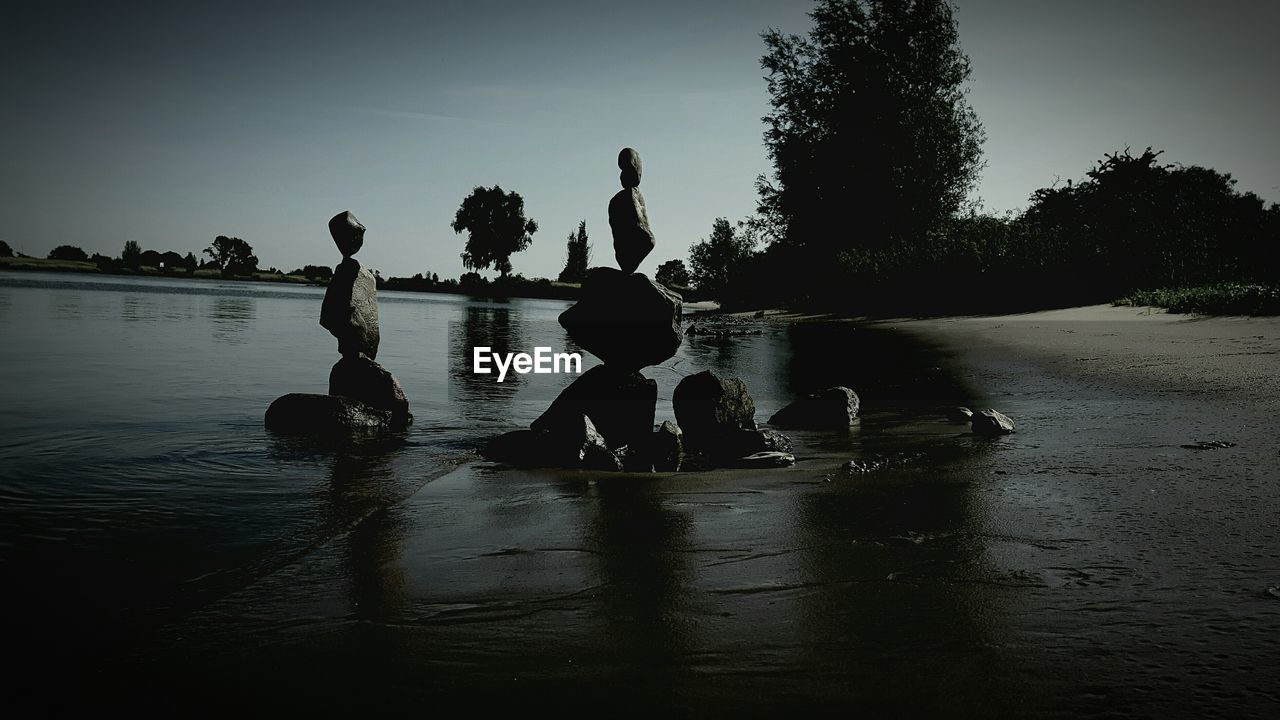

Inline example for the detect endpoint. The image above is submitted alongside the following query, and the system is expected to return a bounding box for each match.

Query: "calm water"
[0,271,805,664]
[4,271,1278,715]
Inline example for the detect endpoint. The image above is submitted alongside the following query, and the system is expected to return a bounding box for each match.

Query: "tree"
[0,240,13,257]
[558,220,590,283]
[121,240,142,268]
[689,218,757,295]
[758,0,984,261]
[450,185,538,278]
[655,259,690,289]
[203,235,259,275]
[48,245,88,261]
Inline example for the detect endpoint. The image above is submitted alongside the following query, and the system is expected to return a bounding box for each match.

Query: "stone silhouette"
[609,147,655,274]
[320,211,379,360]
[329,210,365,258]
[558,267,682,371]
[266,211,410,434]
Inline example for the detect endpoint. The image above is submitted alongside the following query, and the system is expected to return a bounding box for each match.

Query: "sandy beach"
[71,304,1280,716]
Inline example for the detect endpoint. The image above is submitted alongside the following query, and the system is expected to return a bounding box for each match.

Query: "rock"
[727,451,795,469]
[609,188,655,274]
[530,365,656,449]
[485,415,618,470]
[672,370,757,448]
[329,355,409,422]
[971,408,1015,435]
[320,258,380,359]
[558,267,682,370]
[711,428,793,460]
[650,420,683,472]
[768,386,860,428]
[618,147,642,189]
[482,430,560,468]
[265,393,403,434]
[946,406,973,423]
[328,210,366,258]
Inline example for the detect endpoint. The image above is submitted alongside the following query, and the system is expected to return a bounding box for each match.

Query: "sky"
[3,0,1278,279]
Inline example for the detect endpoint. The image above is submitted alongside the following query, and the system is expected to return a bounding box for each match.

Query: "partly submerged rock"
[768,386,860,428]
[971,408,1015,435]
[711,428,793,460]
[558,267,682,370]
[329,355,409,422]
[328,210,366,259]
[265,393,405,435]
[672,370,757,447]
[946,406,974,423]
[484,415,619,470]
[320,257,380,359]
[530,365,656,449]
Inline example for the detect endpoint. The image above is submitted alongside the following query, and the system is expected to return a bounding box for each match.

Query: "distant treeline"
[716,147,1279,315]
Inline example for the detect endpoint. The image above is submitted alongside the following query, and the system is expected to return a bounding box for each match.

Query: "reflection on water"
[208,297,255,343]
[448,303,528,422]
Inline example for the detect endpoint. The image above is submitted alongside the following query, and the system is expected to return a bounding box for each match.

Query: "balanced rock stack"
[265,212,411,435]
[485,148,682,470]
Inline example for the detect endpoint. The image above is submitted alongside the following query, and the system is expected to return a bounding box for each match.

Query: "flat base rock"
[330,356,409,421]
[710,428,793,460]
[673,370,757,448]
[768,386,860,428]
[558,267,682,370]
[265,393,408,435]
[971,408,1015,435]
[320,258,380,360]
[484,415,621,471]
[531,365,656,449]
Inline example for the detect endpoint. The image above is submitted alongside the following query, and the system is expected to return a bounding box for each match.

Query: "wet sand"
[83,306,1280,715]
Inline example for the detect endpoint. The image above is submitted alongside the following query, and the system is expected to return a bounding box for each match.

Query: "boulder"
[946,406,974,423]
[768,386,860,428]
[486,415,619,470]
[558,267,682,370]
[609,188,655,274]
[328,210,365,258]
[530,365,656,449]
[672,370,757,447]
[329,356,409,422]
[482,430,560,468]
[265,393,404,434]
[711,428,793,460]
[320,257,380,359]
[971,408,1015,435]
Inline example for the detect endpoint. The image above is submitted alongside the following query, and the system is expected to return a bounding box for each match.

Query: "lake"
[3,271,1277,716]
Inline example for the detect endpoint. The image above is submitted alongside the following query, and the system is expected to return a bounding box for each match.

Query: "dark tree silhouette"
[203,235,258,275]
[558,220,590,283]
[121,240,142,268]
[48,245,88,261]
[758,0,984,277]
[450,185,538,279]
[0,240,15,257]
[655,259,690,289]
[689,218,756,295]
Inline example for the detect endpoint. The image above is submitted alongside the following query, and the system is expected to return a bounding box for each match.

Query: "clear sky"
[4,1,1277,279]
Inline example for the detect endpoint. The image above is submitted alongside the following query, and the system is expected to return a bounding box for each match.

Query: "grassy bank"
[1115,283,1280,316]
